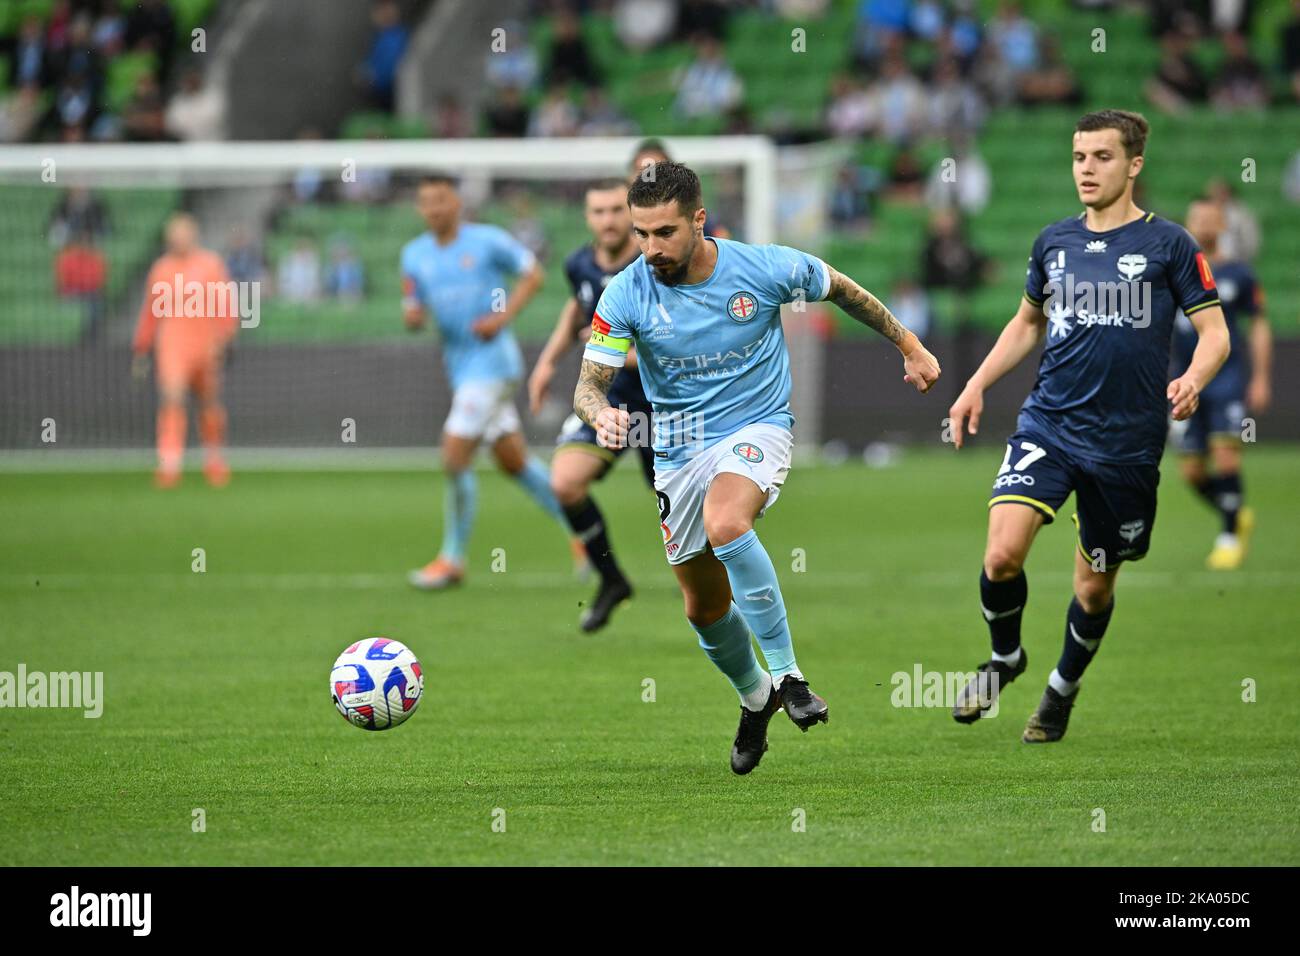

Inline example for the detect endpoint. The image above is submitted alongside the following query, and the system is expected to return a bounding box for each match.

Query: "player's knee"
[1074,574,1114,614]
[684,594,731,628]
[1180,456,1207,485]
[983,546,1025,581]
[1210,445,1241,476]
[550,473,585,508]
[704,513,752,548]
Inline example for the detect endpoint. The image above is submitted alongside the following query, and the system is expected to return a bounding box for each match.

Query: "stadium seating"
[3,0,1297,347]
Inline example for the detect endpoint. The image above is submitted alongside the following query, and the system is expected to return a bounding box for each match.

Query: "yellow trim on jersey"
[1183,298,1221,316]
[556,440,617,464]
[989,494,1056,520]
[1070,513,1091,561]
[1024,291,1044,307]
[589,330,630,352]
[1144,212,1155,223]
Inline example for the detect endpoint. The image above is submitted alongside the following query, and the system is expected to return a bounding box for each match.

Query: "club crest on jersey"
[733,442,764,463]
[727,291,758,323]
[1117,254,1147,281]
[1085,240,1107,253]
[1118,520,1145,543]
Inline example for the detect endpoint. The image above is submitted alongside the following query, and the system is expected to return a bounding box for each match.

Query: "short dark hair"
[629,137,671,168]
[585,177,629,197]
[1074,109,1150,158]
[627,161,701,217]
[419,172,458,190]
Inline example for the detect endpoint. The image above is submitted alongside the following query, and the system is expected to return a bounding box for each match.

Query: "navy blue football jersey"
[1171,259,1259,396]
[564,243,648,407]
[1020,211,1219,465]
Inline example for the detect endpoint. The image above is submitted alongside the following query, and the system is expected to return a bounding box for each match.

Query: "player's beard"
[649,234,696,286]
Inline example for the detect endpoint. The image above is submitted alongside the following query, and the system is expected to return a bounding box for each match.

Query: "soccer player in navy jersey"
[528,178,651,631]
[947,110,1231,742]
[574,162,941,773]
[1171,198,1272,570]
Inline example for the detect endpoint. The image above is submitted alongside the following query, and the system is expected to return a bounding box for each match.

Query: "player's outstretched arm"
[574,357,630,449]
[823,265,940,394]
[948,296,1047,449]
[1168,304,1230,422]
[528,297,582,413]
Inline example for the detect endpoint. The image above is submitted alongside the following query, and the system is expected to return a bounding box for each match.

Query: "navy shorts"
[988,430,1161,565]
[555,399,656,488]
[1172,388,1247,455]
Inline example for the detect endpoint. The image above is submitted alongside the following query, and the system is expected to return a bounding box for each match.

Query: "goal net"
[0,136,845,466]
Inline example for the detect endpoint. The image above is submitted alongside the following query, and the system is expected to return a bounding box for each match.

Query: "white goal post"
[0,136,779,243]
[0,136,853,465]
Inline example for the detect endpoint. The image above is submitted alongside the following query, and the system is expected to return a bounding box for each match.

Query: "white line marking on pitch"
[2,570,1297,591]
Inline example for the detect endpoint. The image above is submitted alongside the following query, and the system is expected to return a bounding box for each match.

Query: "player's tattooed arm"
[574,358,617,427]
[575,358,631,448]
[825,265,941,395]
[824,266,910,350]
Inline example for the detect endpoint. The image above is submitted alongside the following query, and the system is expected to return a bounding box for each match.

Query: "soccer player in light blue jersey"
[574,162,942,774]
[401,173,573,590]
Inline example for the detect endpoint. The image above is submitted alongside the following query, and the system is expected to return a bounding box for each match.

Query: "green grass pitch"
[2,447,1297,866]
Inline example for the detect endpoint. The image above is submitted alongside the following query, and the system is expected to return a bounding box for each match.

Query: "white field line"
[3,570,1298,591]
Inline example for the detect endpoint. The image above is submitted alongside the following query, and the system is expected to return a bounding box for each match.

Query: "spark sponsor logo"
[1043,272,1153,334]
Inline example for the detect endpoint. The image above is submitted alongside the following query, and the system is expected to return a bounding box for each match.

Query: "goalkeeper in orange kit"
[131,213,238,488]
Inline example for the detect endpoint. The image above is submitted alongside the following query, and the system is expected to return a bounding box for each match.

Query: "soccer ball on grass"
[330,638,424,730]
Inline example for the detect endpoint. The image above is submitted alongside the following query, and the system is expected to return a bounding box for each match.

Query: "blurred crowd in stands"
[9,0,1299,343]
[0,0,225,143]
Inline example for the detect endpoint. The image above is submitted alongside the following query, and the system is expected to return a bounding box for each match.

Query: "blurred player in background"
[131,212,236,488]
[575,162,940,774]
[528,178,648,632]
[402,173,573,590]
[1172,197,1271,570]
[628,139,731,239]
[948,110,1231,742]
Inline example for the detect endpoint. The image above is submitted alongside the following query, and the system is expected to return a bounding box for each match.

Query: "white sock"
[741,671,774,711]
[772,670,804,692]
[1048,668,1079,697]
[1215,532,1239,549]
[991,647,1022,667]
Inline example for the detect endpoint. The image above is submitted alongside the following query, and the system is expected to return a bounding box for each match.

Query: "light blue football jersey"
[583,237,830,471]
[400,223,535,388]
